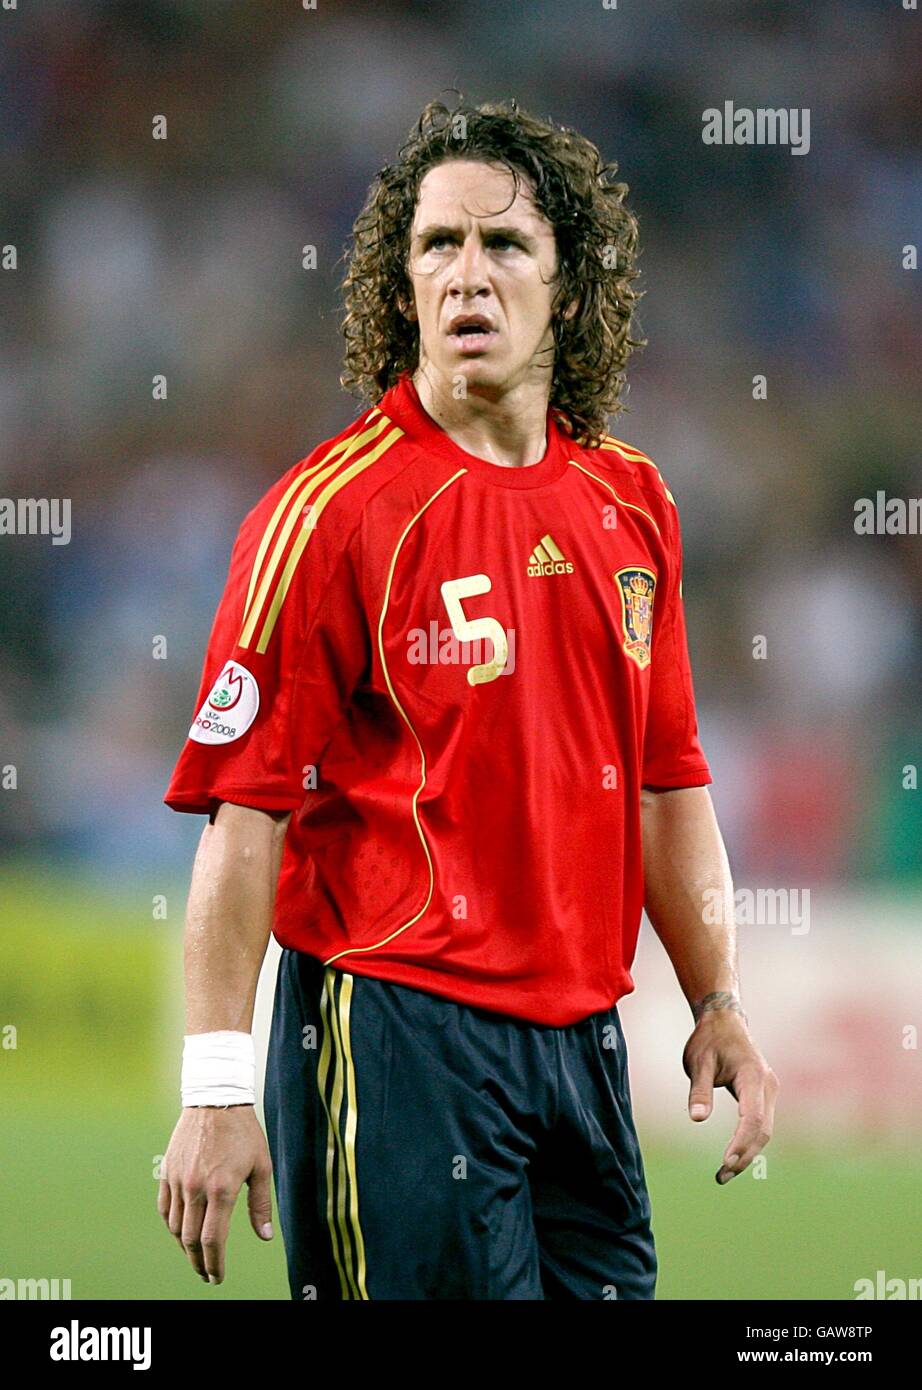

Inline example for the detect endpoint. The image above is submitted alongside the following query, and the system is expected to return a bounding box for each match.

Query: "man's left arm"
[640,784,780,1184]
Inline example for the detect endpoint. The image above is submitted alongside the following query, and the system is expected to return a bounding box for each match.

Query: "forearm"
[640,785,742,1019]
[184,801,291,1034]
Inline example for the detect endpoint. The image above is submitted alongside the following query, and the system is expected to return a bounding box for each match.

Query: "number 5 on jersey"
[440,575,510,686]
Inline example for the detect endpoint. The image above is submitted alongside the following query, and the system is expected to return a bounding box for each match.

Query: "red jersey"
[164,372,711,1025]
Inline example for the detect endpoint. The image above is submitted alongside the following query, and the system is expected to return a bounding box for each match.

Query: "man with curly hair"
[160,97,778,1301]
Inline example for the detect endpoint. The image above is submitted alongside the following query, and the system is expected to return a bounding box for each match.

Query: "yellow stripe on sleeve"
[567,459,662,540]
[599,436,676,505]
[254,424,403,654]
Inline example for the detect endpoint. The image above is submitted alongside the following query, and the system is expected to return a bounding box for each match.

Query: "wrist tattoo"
[692,991,747,1025]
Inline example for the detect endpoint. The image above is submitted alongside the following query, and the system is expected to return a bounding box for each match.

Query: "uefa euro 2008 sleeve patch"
[189,660,260,744]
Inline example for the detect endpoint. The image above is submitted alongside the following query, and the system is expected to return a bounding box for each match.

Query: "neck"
[412,365,551,469]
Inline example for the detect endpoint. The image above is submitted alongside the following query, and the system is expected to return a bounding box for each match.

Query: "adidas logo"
[527,533,574,578]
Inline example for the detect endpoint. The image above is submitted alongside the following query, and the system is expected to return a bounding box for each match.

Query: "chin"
[445,356,512,393]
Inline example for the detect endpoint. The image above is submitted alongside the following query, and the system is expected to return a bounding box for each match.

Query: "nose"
[447,231,490,299]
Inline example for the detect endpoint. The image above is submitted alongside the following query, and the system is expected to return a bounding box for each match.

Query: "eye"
[425,234,452,251]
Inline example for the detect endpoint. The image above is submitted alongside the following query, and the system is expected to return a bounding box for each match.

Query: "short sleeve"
[164,473,369,816]
[641,493,712,791]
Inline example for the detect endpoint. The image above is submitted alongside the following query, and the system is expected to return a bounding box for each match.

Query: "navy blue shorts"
[264,948,657,1301]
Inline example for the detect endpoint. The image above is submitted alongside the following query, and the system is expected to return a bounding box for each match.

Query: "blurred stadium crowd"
[1,0,920,885]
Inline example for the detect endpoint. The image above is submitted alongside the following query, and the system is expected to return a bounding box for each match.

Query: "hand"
[682,1004,780,1184]
[158,1105,274,1285]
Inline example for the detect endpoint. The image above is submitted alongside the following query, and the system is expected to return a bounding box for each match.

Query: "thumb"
[688,1053,715,1122]
[247,1162,274,1241]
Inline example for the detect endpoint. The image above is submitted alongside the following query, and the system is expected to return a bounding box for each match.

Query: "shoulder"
[223,405,415,654]
[575,431,677,506]
[568,430,680,543]
[239,403,413,551]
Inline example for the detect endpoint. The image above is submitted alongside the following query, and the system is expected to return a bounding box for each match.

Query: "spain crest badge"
[613,567,656,669]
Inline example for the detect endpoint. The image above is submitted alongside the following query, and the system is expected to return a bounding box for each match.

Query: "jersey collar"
[378,371,572,490]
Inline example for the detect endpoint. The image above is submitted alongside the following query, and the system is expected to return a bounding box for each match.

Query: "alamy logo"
[702,102,811,156]
[0,496,71,545]
[702,886,811,935]
[854,491,922,535]
[527,534,573,577]
[854,1270,922,1300]
[0,1275,71,1299]
[50,1320,151,1370]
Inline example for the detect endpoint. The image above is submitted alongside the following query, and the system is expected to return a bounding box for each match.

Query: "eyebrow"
[413,223,538,248]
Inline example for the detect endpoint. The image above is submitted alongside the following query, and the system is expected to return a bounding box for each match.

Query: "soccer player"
[158,97,778,1300]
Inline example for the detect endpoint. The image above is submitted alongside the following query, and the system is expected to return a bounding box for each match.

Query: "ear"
[561,295,580,322]
[398,294,418,323]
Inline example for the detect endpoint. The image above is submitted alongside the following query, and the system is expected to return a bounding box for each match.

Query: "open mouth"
[449,318,498,351]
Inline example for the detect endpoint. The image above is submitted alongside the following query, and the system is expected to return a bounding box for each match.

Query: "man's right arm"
[159,442,372,1284]
[157,801,290,1286]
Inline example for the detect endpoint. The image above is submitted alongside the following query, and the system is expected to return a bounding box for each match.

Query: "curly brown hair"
[339,96,645,446]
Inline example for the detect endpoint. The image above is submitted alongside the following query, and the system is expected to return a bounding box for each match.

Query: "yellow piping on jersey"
[240,415,403,652]
[323,468,468,969]
[599,436,676,505]
[567,458,662,541]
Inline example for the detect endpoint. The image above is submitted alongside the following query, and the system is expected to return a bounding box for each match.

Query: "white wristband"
[181,1031,256,1108]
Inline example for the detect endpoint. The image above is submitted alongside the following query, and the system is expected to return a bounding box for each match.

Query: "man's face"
[405,159,566,396]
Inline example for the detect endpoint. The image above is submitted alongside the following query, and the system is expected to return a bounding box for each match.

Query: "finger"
[181,1189,210,1282]
[167,1185,186,1251]
[247,1161,274,1241]
[201,1185,235,1284]
[717,1069,773,1182]
[722,1068,780,1178]
[762,1066,780,1130]
[687,1049,716,1121]
[157,1178,171,1224]
[725,1071,772,1162]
